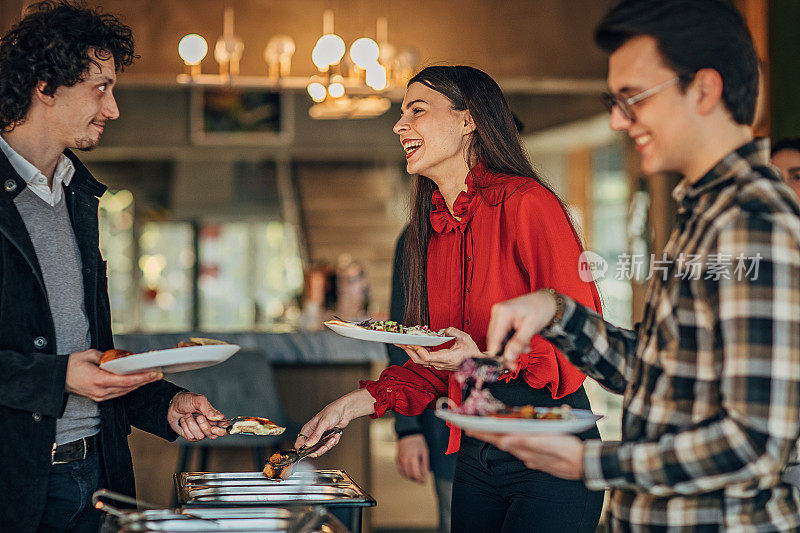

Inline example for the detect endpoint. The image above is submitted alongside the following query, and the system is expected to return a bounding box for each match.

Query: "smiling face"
[607,35,698,176]
[772,148,800,198]
[393,82,474,181]
[48,52,119,151]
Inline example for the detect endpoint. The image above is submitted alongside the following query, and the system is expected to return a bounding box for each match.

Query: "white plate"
[100,344,241,375]
[435,408,601,434]
[324,323,454,347]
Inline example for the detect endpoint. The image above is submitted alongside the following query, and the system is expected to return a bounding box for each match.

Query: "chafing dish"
[182,471,349,486]
[95,490,349,532]
[175,469,375,532]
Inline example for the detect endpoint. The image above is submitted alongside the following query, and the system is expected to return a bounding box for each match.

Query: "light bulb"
[178,34,208,65]
[214,34,244,64]
[365,63,387,90]
[312,33,345,70]
[328,75,345,98]
[307,80,327,103]
[265,35,296,78]
[264,35,295,62]
[349,37,379,69]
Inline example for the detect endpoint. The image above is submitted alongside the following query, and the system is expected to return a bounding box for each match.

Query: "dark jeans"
[451,380,604,532]
[37,446,104,533]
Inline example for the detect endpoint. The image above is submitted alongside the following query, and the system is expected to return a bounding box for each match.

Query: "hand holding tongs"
[263,428,343,480]
[456,328,517,385]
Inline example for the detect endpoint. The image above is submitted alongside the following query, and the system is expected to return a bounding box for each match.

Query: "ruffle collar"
[429,164,483,234]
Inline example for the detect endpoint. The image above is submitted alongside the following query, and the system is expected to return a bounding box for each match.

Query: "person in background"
[387,227,456,533]
[296,65,604,533]
[0,2,226,531]
[771,138,800,198]
[471,0,800,530]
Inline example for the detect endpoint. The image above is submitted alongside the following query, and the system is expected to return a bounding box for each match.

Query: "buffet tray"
[175,470,376,508]
[181,471,349,486]
[103,505,350,532]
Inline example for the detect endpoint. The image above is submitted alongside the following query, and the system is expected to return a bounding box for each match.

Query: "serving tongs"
[456,328,517,387]
[92,489,220,525]
[263,428,343,480]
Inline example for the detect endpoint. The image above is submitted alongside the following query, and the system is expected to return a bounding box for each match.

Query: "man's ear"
[34,81,56,107]
[693,68,724,116]
[463,110,476,135]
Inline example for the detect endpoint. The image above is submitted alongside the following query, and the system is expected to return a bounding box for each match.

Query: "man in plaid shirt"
[470,0,800,530]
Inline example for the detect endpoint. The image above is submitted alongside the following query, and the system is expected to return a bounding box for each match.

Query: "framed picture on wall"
[190,87,295,146]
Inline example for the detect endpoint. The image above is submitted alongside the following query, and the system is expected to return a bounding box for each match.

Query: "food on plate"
[445,388,579,421]
[176,337,227,348]
[228,417,286,436]
[99,349,134,365]
[325,318,445,337]
[456,388,507,416]
[491,404,577,421]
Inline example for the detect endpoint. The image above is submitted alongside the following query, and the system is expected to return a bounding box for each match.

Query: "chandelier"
[176,8,418,119]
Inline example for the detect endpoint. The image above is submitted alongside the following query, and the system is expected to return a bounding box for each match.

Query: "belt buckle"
[51,442,69,465]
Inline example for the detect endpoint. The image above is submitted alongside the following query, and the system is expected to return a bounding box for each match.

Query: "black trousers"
[451,379,604,533]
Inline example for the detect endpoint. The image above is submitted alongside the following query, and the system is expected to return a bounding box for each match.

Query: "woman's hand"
[294,388,375,457]
[396,434,430,484]
[396,327,482,371]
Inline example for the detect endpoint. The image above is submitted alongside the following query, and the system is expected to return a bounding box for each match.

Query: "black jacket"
[388,227,456,480]
[0,149,184,531]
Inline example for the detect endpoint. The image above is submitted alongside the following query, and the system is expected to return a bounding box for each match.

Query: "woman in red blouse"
[297,66,604,532]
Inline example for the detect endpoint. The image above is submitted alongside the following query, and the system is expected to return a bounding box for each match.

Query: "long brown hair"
[403,65,570,326]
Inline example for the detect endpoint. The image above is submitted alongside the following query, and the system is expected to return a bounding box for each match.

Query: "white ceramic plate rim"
[99,344,241,375]
[324,322,454,346]
[435,408,601,434]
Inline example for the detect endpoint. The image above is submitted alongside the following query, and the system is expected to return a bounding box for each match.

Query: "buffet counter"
[113,330,387,524]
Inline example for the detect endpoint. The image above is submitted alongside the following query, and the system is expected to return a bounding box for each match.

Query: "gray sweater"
[15,187,99,445]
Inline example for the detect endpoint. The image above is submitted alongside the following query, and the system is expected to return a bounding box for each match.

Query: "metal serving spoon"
[263,428,343,480]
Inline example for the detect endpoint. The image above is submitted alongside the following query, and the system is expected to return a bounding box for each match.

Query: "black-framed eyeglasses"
[602,74,692,122]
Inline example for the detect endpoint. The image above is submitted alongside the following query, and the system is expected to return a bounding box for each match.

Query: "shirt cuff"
[360,380,392,419]
[583,439,624,491]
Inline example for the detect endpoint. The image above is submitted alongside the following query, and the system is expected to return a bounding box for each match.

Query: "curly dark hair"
[0,1,137,131]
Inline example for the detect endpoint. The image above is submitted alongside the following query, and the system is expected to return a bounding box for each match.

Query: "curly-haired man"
[0,3,228,531]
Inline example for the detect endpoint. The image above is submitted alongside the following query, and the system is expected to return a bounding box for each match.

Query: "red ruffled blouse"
[361,162,602,453]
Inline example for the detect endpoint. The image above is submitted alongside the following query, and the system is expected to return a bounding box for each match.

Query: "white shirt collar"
[0,134,75,206]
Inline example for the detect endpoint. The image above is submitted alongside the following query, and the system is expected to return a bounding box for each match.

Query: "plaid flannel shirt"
[543,139,800,531]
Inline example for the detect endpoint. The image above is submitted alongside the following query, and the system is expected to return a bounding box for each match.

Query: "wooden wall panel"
[2,0,614,81]
[736,0,770,136]
[567,147,593,247]
[294,162,409,316]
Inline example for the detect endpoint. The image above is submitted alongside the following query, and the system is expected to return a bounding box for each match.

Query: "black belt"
[51,435,97,465]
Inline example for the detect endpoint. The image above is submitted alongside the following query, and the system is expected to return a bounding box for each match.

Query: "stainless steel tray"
[175,470,375,508]
[183,471,348,486]
[103,505,349,532]
[188,486,360,497]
